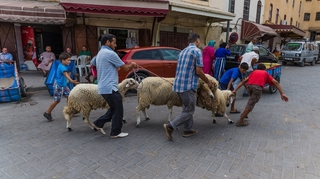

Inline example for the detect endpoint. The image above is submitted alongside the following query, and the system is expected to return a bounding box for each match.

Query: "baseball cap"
[253,46,259,51]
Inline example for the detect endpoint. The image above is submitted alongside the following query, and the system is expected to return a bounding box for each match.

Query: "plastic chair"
[76,55,88,77]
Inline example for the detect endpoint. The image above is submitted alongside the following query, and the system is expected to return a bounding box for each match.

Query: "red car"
[117,47,181,82]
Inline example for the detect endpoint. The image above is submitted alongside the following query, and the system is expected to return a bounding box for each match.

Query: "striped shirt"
[173,43,203,92]
[96,46,124,94]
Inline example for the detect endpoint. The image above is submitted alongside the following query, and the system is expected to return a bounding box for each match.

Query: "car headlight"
[295,53,301,57]
[281,53,285,56]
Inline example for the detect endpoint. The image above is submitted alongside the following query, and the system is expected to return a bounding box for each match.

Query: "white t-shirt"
[240,51,259,71]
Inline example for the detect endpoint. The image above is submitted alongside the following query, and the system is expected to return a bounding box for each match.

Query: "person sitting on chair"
[0,47,13,63]
[38,46,55,77]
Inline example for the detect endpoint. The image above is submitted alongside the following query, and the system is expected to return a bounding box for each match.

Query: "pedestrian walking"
[43,53,79,121]
[163,33,213,141]
[214,42,230,82]
[232,63,289,127]
[219,62,249,114]
[202,40,215,76]
[92,34,137,139]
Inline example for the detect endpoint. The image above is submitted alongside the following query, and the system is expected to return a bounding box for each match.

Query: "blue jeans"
[94,91,123,136]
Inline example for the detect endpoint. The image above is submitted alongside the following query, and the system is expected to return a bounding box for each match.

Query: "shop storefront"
[0,0,66,70]
[60,0,169,55]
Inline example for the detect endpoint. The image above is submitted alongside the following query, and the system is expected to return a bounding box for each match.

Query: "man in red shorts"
[232,63,289,127]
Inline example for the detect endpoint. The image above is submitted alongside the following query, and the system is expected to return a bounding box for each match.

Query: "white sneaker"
[110,132,129,139]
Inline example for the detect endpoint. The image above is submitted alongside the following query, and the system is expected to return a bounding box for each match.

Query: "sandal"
[230,109,241,114]
[236,120,249,127]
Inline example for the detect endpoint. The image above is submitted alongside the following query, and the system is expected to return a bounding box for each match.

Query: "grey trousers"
[170,90,196,131]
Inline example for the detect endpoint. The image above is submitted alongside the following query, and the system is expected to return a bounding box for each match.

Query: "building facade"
[300,0,320,41]
[262,0,306,50]
[0,0,66,69]
[218,0,270,45]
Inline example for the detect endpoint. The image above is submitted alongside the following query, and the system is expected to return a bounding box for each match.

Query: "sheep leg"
[212,111,217,124]
[223,113,234,124]
[136,106,142,127]
[82,111,95,130]
[64,113,73,132]
[168,107,173,122]
[142,108,150,121]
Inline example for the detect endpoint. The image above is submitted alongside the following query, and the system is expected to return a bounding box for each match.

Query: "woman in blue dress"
[214,42,231,81]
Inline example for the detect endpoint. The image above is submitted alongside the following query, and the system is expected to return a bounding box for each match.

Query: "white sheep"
[135,75,217,127]
[196,88,236,124]
[63,78,139,133]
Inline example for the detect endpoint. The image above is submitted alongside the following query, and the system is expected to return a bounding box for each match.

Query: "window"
[276,9,279,24]
[316,12,320,20]
[306,0,312,1]
[292,0,295,7]
[290,18,293,25]
[229,0,235,13]
[131,50,161,60]
[259,47,269,56]
[296,21,298,26]
[269,4,273,21]
[284,15,287,20]
[299,1,302,16]
[304,13,310,21]
[243,0,251,21]
[256,0,262,23]
[159,49,180,61]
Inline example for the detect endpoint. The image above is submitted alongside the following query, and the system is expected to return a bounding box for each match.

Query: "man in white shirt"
[239,46,259,97]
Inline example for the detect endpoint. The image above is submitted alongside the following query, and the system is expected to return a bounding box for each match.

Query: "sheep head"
[221,90,235,107]
[124,78,139,89]
[198,80,214,99]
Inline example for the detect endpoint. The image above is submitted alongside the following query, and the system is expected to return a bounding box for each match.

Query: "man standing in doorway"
[163,33,213,141]
[92,34,137,139]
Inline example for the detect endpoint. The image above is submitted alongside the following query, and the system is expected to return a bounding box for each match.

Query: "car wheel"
[269,76,280,94]
[282,61,287,65]
[300,60,305,67]
[310,59,315,66]
[19,77,27,97]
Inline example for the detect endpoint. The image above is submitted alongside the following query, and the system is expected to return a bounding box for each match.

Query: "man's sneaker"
[92,124,106,135]
[43,112,52,121]
[163,124,173,141]
[182,129,198,137]
[110,132,129,139]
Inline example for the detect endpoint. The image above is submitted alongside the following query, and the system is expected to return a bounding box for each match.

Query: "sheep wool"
[63,78,139,132]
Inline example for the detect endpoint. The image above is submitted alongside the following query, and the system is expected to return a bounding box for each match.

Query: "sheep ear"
[125,83,130,88]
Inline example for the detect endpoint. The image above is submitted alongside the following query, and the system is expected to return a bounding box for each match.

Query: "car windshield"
[282,43,302,51]
[229,45,245,53]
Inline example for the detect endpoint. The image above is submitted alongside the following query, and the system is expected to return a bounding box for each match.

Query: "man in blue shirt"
[92,34,137,139]
[163,33,213,141]
[219,62,248,114]
[0,48,13,62]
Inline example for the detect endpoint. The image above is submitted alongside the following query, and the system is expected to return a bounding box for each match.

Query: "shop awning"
[169,1,235,22]
[241,20,278,41]
[60,0,169,17]
[0,1,66,24]
[263,24,306,38]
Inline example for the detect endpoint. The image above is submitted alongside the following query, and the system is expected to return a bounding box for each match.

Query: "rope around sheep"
[131,64,174,89]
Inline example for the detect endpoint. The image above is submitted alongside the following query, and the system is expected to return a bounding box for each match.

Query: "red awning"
[241,20,278,41]
[60,2,168,17]
[0,1,66,24]
[263,24,306,38]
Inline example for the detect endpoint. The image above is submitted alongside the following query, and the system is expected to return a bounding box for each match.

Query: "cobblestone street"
[1,64,320,179]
